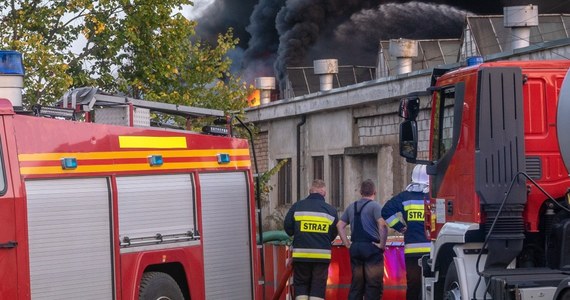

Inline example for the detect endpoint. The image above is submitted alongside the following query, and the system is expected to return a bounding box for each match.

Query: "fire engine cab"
[0,51,262,300]
[399,59,570,300]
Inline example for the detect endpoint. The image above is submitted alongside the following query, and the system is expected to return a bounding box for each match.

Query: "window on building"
[277,159,292,206]
[313,156,324,180]
[330,155,344,208]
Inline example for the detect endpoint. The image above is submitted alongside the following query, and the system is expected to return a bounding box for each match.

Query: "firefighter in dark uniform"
[381,165,430,300]
[284,179,339,300]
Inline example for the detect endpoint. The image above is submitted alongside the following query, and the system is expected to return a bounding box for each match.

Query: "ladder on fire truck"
[35,87,226,131]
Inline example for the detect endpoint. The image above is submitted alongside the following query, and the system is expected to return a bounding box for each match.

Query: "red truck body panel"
[0,100,261,299]
[425,60,570,238]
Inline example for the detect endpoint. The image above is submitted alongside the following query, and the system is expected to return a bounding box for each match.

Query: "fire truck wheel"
[559,289,570,300]
[139,271,184,300]
[443,261,461,300]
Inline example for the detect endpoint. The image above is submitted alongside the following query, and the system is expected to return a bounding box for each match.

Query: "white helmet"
[406,165,429,193]
[411,164,428,185]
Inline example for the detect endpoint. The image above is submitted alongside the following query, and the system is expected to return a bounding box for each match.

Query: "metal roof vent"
[313,59,338,91]
[254,77,276,105]
[504,5,538,50]
[389,39,418,75]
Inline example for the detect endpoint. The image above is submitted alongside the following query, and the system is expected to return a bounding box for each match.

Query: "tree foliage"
[0,0,250,112]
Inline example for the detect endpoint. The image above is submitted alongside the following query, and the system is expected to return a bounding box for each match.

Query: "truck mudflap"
[265,239,406,299]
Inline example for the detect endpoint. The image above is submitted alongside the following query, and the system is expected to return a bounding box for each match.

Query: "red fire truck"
[0,51,262,299]
[399,59,570,300]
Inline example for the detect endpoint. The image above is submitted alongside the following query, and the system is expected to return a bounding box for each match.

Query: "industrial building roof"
[282,13,570,100]
[461,14,570,58]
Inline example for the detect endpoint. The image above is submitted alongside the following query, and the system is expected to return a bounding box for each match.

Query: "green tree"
[0,0,250,112]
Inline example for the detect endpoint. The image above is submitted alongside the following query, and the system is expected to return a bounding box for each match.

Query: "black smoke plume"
[308,2,470,67]
[195,0,258,48]
[240,0,286,83]
[194,0,570,93]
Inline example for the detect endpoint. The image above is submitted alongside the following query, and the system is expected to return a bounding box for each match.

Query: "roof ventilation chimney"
[0,51,24,108]
[389,39,418,75]
[504,5,538,50]
[254,77,276,105]
[313,59,338,91]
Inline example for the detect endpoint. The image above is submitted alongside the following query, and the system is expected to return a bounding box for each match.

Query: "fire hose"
[272,257,293,300]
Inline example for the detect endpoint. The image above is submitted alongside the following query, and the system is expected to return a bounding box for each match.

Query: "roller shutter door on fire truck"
[200,172,253,299]
[25,178,113,300]
[116,174,196,250]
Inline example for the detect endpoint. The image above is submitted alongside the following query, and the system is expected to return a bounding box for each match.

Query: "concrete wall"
[248,73,430,229]
[249,39,570,230]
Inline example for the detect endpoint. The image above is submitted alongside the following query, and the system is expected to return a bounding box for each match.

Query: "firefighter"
[284,179,339,300]
[381,164,430,300]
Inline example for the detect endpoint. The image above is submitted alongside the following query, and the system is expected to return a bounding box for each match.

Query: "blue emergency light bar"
[0,51,24,75]
[466,56,483,66]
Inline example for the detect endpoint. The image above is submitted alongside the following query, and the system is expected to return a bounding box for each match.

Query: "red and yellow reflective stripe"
[18,148,251,175]
[18,148,250,161]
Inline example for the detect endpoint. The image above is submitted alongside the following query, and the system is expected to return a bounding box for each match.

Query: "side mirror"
[399,120,418,161]
[399,97,420,121]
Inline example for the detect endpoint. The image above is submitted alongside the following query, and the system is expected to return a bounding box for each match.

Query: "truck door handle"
[0,241,17,249]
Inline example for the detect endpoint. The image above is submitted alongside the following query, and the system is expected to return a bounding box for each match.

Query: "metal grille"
[462,14,570,58]
[285,65,376,98]
[525,156,542,179]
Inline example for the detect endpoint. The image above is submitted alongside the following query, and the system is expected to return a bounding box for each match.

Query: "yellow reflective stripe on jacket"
[386,214,400,227]
[404,243,431,254]
[294,211,335,225]
[403,200,424,211]
[292,248,332,259]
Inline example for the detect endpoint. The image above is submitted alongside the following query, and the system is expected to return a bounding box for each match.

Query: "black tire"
[443,261,461,300]
[139,271,184,300]
[559,289,570,300]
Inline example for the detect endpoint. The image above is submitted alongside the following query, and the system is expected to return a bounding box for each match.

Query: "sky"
[182,0,214,20]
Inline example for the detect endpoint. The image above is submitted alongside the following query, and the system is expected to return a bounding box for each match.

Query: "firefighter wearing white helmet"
[381,164,430,300]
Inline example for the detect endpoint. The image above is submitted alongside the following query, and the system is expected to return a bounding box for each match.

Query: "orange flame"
[248,90,261,107]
